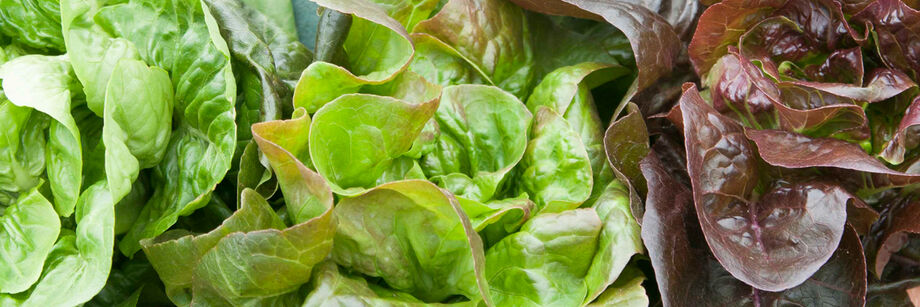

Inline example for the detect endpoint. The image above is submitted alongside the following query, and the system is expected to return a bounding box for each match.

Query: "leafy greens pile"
[638,0,920,305]
[0,0,686,306]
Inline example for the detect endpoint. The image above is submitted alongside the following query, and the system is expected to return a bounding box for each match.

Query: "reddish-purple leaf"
[745,128,920,185]
[789,69,915,104]
[689,0,784,76]
[641,151,867,305]
[879,96,920,164]
[707,48,779,115]
[867,195,920,277]
[680,84,852,291]
[854,0,920,79]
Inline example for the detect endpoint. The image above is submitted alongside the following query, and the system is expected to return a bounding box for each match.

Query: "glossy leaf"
[0,0,64,51]
[0,187,60,294]
[0,100,46,195]
[102,58,173,202]
[746,128,920,186]
[0,54,82,217]
[302,261,450,307]
[422,85,531,202]
[586,266,648,307]
[310,94,437,195]
[0,181,116,306]
[292,0,415,112]
[485,208,601,306]
[527,63,624,202]
[603,103,650,220]
[641,151,867,306]
[583,180,643,304]
[142,117,334,305]
[86,0,239,256]
[413,0,535,98]
[510,0,682,102]
[516,106,592,214]
[331,180,492,304]
[679,84,851,291]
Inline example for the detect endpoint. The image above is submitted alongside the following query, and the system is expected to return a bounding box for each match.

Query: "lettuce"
[0,0,681,305]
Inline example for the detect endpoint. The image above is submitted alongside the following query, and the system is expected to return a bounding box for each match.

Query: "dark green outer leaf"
[314,7,352,64]
[204,0,312,143]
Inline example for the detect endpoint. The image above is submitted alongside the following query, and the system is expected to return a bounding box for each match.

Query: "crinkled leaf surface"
[331,180,492,304]
[310,94,437,195]
[516,106,592,214]
[77,0,239,256]
[640,151,867,306]
[292,0,417,112]
[0,187,60,294]
[679,84,851,291]
[421,85,531,202]
[0,54,82,217]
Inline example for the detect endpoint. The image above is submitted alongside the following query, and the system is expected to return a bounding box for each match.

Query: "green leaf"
[0,186,60,294]
[516,106,593,214]
[586,266,648,307]
[485,208,602,306]
[456,195,535,246]
[302,261,478,307]
[0,0,64,51]
[84,0,239,256]
[413,0,535,98]
[292,0,414,112]
[102,58,173,202]
[421,84,532,202]
[0,99,46,195]
[143,127,334,305]
[141,189,286,306]
[0,54,82,216]
[331,180,493,304]
[309,94,437,195]
[526,62,626,204]
[60,0,140,116]
[253,109,332,224]
[0,181,116,307]
[583,180,643,304]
